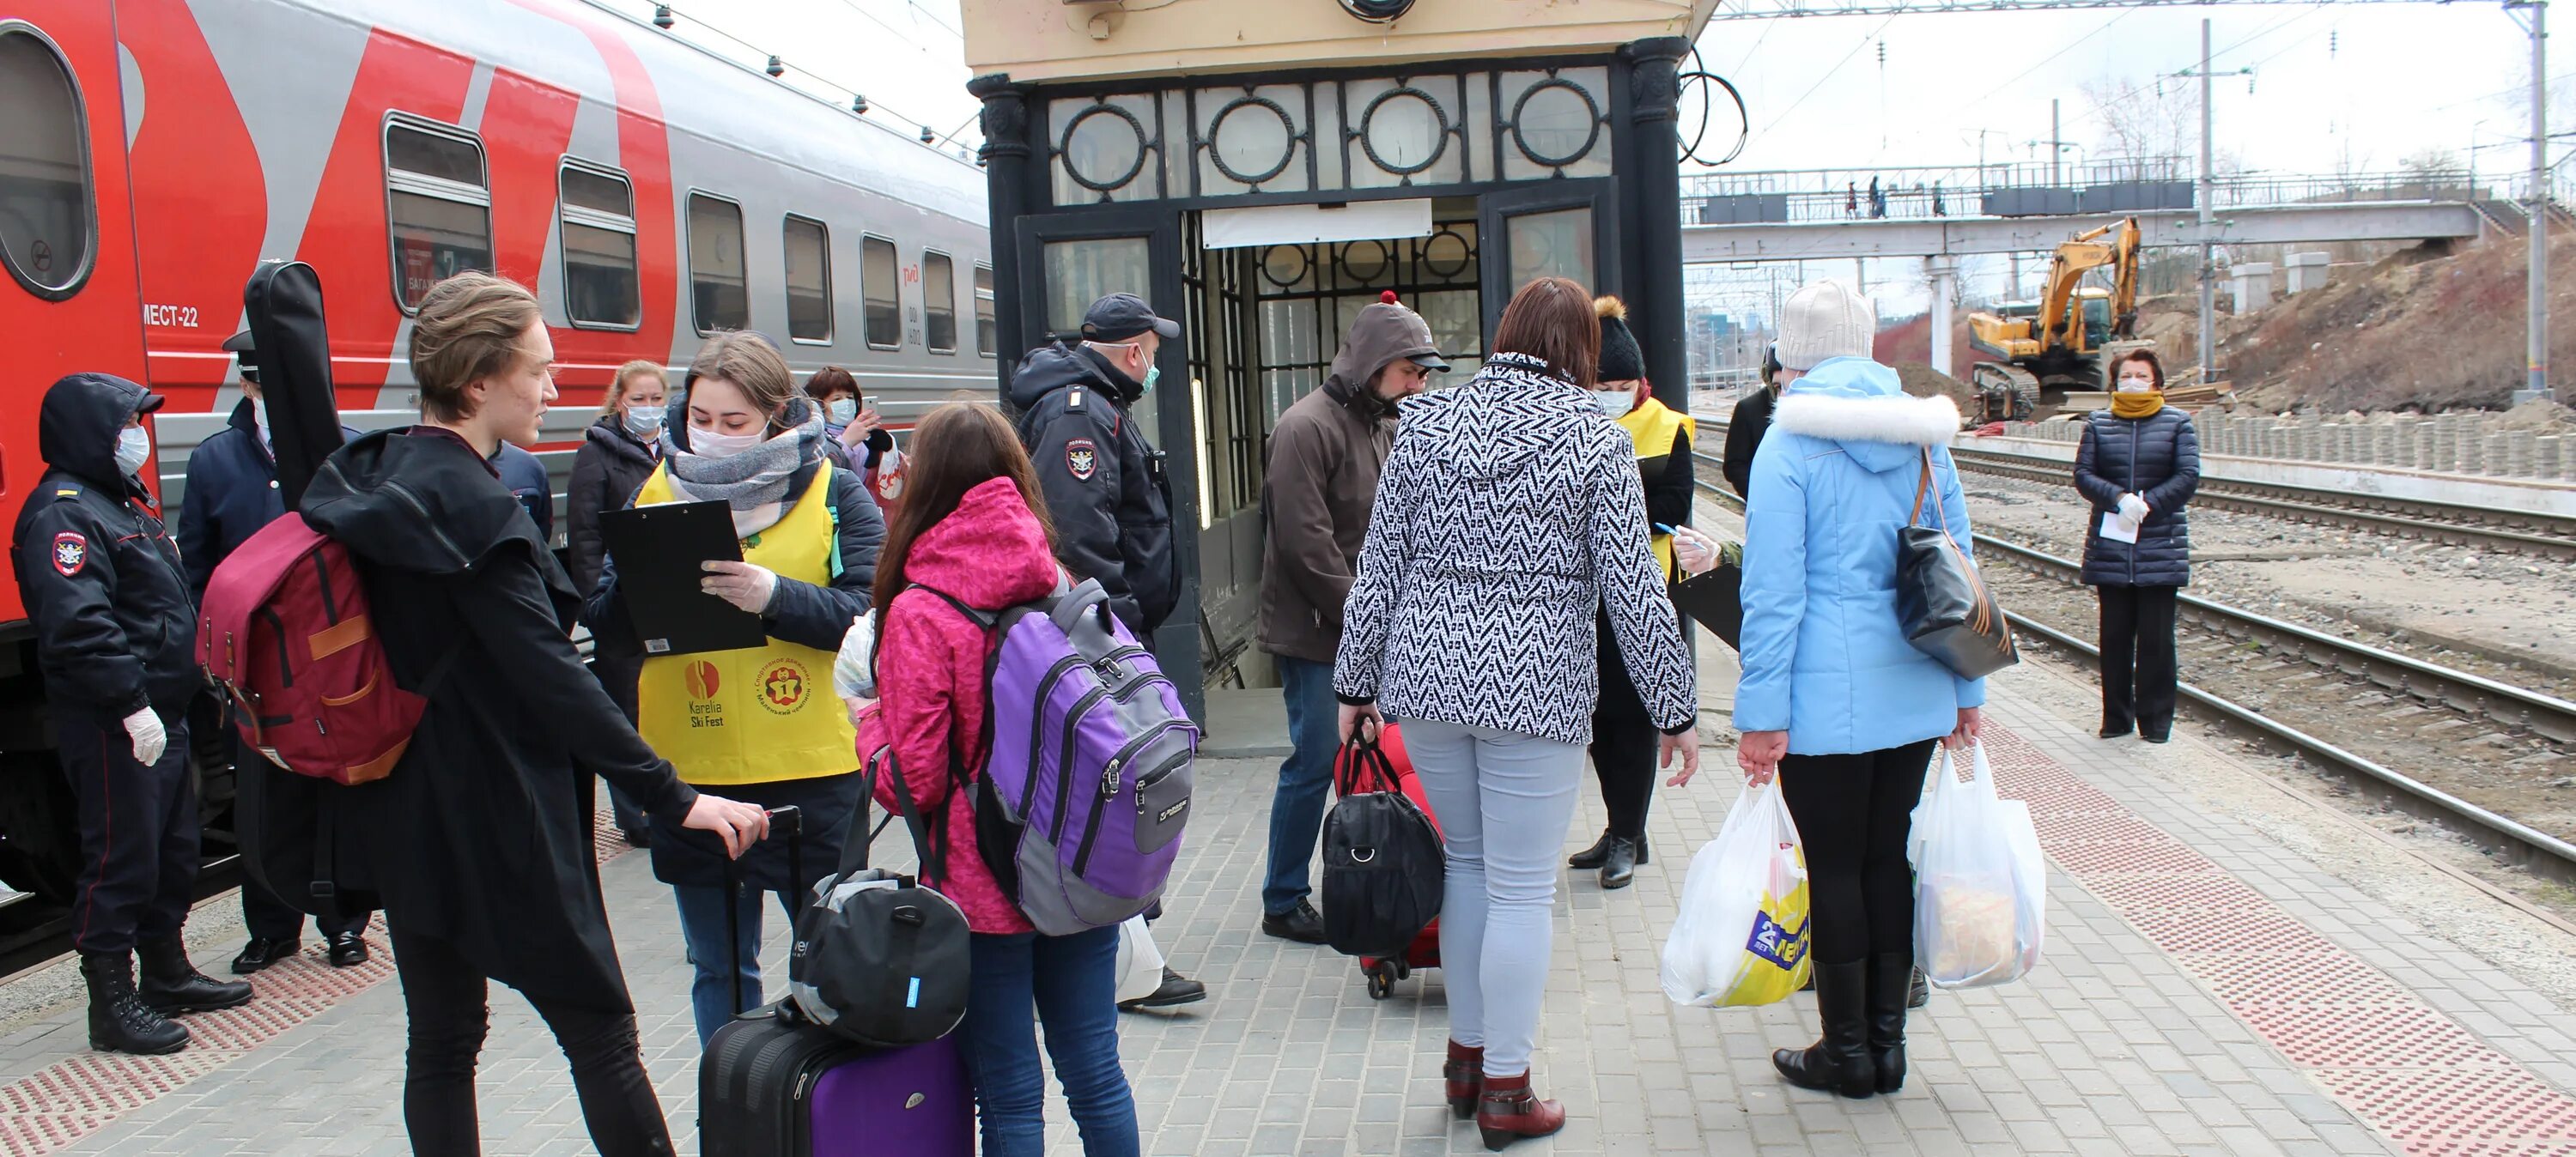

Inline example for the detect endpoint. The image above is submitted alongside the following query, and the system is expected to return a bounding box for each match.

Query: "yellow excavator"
[1965,216,2155,423]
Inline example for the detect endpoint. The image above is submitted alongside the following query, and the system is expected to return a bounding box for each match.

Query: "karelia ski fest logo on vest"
[684,661,726,730]
[757,658,811,716]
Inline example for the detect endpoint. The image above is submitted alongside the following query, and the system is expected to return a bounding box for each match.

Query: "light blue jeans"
[1394,718,1587,1079]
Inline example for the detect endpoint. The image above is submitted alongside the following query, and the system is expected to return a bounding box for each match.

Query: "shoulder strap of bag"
[853,748,946,884]
[1909,451,1935,528]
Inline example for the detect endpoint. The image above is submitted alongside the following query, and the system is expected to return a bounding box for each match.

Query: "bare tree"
[2082,76,2196,173]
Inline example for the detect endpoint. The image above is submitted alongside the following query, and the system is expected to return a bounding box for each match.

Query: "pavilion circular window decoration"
[1358,86,1449,176]
[1259,244,1311,289]
[1338,238,1391,283]
[1060,102,1149,194]
[1208,95,1297,187]
[1508,78,1601,169]
[1420,227,1473,281]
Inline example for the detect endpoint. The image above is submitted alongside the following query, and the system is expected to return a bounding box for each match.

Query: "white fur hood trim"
[1771,391,1960,446]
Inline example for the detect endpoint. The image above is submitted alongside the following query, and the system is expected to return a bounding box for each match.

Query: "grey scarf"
[662,394,828,536]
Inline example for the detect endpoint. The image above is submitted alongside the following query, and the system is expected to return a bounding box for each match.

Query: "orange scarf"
[2110,390,2166,420]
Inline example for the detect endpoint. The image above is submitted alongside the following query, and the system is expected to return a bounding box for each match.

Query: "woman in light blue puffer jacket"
[1734,282,1982,1103]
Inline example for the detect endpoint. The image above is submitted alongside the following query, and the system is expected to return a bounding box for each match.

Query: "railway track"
[1692,415,2576,561]
[1686,451,2576,886]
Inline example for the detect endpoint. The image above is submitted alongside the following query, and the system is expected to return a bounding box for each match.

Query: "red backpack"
[197,515,424,785]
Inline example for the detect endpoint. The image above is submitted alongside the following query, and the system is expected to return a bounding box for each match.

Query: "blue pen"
[1653,524,1677,536]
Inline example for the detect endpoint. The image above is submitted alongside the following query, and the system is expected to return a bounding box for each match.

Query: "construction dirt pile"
[1894,361,1976,412]
[2134,238,2576,414]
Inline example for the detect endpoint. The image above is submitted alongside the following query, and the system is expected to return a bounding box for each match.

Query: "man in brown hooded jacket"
[1255,292,1447,942]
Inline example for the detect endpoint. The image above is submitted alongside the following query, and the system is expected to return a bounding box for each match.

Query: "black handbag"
[1319,733,1445,959]
[786,750,973,1048]
[1896,450,2020,679]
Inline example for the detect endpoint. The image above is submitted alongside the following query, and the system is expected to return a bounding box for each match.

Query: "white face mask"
[1593,389,1638,418]
[825,397,859,426]
[690,427,762,459]
[115,426,152,476]
[2115,376,2157,394]
[625,407,665,438]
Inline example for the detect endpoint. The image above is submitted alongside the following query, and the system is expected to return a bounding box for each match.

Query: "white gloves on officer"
[700,560,779,615]
[123,707,167,766]
[1669,525,1725,577]
[2117,493,2150,526]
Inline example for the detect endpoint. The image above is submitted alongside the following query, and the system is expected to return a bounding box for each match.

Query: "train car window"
[782,215,832,344]
[559,162,639,329]
[385,118,494,312]
[687,192,748,334]
[0,23,96,300]
[861,234,899,349]
[922,251,957,354]
[974,264,997,359]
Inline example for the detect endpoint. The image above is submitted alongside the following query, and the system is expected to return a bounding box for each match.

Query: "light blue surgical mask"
[826,397,858,426]
[115,426,151,476]
[1141,364,1160,395]
[624,407,665,439]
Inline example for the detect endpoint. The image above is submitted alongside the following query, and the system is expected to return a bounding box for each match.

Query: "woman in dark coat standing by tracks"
[2075,348,2201,743]
[301,272,769,1154]
[568,359,669,845]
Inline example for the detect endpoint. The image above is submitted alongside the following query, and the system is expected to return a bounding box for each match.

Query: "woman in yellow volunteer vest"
[1565,297,1698,892]
[585,330,884,1045]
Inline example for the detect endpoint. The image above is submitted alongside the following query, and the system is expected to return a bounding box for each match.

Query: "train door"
[0,7,149,906]
[1010,205,1203,720]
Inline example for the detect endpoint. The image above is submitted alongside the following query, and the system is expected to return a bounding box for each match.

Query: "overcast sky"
[612,1,2555,319]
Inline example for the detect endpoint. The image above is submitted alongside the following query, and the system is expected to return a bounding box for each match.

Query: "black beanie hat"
[1595,296,1643,383]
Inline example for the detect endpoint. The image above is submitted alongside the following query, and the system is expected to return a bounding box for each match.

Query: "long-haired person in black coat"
[2074,349,2201,742]
[301,272,769,1155]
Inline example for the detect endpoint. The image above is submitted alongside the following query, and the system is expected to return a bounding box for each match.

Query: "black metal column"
[1619,38,1691,415]
[970,73,1030,402]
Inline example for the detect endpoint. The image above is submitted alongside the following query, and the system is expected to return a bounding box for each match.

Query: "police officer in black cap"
[1004,292,1206,1012]
[179,332,371,973]
[10,373,252,1054]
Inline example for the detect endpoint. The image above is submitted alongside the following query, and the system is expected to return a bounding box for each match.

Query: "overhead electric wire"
[1752,13,1904,147]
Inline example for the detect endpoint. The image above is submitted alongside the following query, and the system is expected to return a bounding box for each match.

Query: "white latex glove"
[2117,493,2150,524]
[1669,525,1723,577]
[701,560,779,615]
[123,707,167,766]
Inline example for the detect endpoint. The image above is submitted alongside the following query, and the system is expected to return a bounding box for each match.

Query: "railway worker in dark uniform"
[2075,348,2200,743]
[1006,291,1206,1014]
[11,373,253,1056]
[178,331,374,974]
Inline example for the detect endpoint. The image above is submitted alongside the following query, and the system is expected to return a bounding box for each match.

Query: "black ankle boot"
[1599,838,1641,890]
[1773,960,1872,1098]
[137,938,254,1015]
[1567,830,1616,870]
[1866,953,1914,1093]
[82,952,189,1055]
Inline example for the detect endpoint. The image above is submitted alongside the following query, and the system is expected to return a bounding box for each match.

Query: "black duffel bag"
[1320,731,1444,958]
[1896,449,2020,679]
[787,749,972,1048]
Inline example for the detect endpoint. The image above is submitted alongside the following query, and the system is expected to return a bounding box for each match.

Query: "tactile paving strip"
[0,806,638,1156]
[1981,727,2576,1155]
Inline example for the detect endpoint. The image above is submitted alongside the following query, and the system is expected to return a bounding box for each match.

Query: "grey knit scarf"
[662,394,828,536]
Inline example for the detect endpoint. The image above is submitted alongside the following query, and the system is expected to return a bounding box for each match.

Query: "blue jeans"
[1261,656,1340,916]
[671,883,799,1047]
[961,926,1138,1157]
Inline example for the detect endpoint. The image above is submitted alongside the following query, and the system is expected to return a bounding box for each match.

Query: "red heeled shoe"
[1475,1070,1566,1150]
[1443,1039,1483,1119]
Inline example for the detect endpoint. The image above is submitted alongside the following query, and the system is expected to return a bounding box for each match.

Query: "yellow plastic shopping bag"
[1661,781,1814,1008]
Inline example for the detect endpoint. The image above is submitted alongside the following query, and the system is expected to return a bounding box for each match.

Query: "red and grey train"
[0,0,993,916]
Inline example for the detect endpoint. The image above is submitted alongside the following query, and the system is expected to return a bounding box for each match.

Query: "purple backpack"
[908,578,1195,936]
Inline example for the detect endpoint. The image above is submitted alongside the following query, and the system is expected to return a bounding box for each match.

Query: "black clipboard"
[1672,563,1744,652]
[599,500,767,656]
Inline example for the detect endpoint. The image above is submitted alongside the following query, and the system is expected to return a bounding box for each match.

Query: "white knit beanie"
[1775,280,1876,371]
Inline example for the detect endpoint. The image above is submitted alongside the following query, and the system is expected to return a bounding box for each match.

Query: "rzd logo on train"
[757,659,810,715]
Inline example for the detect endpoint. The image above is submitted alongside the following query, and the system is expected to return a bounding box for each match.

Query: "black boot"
[1772,960,1872,1098]
[1566,830,1616,870]
[137,939,254,1015]
[1599,838,1641,890]
[1867,953,1914,1093]
[81,953,189,1055]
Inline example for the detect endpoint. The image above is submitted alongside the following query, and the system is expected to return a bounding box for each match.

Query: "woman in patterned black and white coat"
[1334,276,1699,1150]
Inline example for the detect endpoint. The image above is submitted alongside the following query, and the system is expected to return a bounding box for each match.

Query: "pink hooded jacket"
[861,476,1059,935]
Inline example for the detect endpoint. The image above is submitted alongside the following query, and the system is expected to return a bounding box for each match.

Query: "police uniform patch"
[52,532,86,577]
[1066,439,1098,482]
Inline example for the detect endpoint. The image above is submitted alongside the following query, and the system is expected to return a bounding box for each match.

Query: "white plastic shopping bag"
[1661,781,1814,1008]
[1113,916,1164,1006]
[1909,742,2044,989]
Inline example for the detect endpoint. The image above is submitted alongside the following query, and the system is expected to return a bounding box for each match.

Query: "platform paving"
[0,638,2569,1154]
